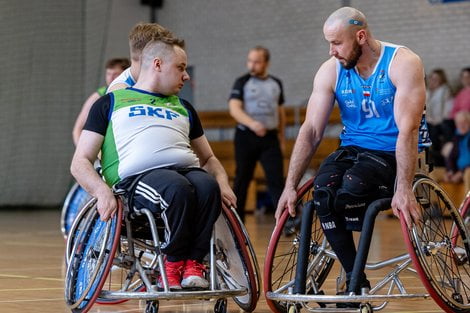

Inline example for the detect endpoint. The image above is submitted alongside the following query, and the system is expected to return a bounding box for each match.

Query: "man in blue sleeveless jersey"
[71,36,236,290]
[275,7,427,301]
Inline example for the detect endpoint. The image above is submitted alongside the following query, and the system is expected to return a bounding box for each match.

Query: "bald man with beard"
[275,7,429,305]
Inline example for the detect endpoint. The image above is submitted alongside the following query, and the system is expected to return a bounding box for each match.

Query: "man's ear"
[356,29,367,45]
[153,57,163,71]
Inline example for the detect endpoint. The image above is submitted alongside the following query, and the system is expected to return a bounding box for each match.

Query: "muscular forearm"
[395,130,418,191]
[285,125,319,190]
[71,158,110,198]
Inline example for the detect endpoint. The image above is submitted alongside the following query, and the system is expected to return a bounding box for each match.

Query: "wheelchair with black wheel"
[64,191,260,313]
[264,156,470,312]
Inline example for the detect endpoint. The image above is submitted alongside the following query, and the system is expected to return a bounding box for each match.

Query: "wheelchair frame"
[65,193,260,313]
[264,174,470,313]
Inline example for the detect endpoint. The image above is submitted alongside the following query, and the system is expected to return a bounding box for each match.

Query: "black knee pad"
[335,186,371,232]
[313,187,335,217]
[314,187,339,231]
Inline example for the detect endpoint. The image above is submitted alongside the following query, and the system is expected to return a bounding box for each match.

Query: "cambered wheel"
[264,178,334,313]
[61,183,93,239]
[64,199,122,313]
[214,207,259,312]
[402,176,470,313]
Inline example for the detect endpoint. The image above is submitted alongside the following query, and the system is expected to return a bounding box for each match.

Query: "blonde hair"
[128,23,182,61]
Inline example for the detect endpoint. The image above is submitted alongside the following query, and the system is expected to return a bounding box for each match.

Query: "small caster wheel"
[214,298,227,313]
[360,303,373,313]
[145,300,159,313]
[287,303,300,313]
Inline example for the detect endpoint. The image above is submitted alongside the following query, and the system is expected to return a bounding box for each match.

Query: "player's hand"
[220,182,237,211]
[391,187,420,229]
[250,121,267,137]
[275,187,297,223]
[95,186,117,221]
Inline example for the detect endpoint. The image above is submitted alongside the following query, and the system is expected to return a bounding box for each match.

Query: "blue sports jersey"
[335,41,430,151]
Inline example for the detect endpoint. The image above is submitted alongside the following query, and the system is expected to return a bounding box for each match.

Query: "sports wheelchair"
[64,191,260,313]
[264,156,470,313]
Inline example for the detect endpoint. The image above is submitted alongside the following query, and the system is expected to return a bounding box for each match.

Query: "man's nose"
[329,46,337,57]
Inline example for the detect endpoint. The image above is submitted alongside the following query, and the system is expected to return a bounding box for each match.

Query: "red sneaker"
[181,259,209,289]
[157,259,184,290]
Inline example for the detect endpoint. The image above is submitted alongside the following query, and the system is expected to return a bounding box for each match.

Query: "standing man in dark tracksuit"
[229,46,286,222]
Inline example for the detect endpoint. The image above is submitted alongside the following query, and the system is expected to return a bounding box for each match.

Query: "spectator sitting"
[449,67,470,120]
[426,68,453,166]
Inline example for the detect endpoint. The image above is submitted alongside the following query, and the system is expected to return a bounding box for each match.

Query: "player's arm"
[390,48,426,227]
[191,135,236,210]
[275,58,336,220]
[228,77,267,136]
[229,98,267,136]
[72,92,100,146]
[71,95,116,221]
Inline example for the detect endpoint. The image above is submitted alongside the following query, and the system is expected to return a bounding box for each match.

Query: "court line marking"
[1,241,64,248]
[0,287,63,292]
[0,298,63,303]
[0,274,63,282]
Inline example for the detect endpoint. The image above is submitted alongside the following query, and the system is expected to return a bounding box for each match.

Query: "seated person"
[275,7,428,306]
[71,36,236,290]
[443,110,470,186]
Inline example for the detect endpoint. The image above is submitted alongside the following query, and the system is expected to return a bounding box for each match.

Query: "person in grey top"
[229,46,286,221]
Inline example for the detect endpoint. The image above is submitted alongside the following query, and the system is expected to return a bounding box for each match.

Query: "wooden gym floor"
[0,209,445,313]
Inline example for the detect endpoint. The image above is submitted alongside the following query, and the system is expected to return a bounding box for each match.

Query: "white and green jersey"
[84,88,204,186]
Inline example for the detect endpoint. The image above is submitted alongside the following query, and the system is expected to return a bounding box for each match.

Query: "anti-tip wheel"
[360,303,373,313]
[214,298,227,313]
[145,300,159,313]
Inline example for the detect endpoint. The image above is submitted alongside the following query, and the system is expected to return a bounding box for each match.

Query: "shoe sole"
[181,277,209,289]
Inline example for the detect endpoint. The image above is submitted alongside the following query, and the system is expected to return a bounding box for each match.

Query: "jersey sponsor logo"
[378,69,386,83]
[341,89,355,94]
[128,105,180,120]
[380,96,394,106]
[345,99,356,108]
[377,88,393,96]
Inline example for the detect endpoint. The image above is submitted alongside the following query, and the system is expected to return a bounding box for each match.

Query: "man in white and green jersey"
[71,37,236,290]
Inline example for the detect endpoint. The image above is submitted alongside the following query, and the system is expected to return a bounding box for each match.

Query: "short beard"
[342,41,362,70]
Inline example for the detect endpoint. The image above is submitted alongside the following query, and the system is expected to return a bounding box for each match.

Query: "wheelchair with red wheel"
[64,191,260,313]
[264,155,470,313]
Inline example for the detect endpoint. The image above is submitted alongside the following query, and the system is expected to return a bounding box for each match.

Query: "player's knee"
[334,181,371,231]
[313,187,335,217]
